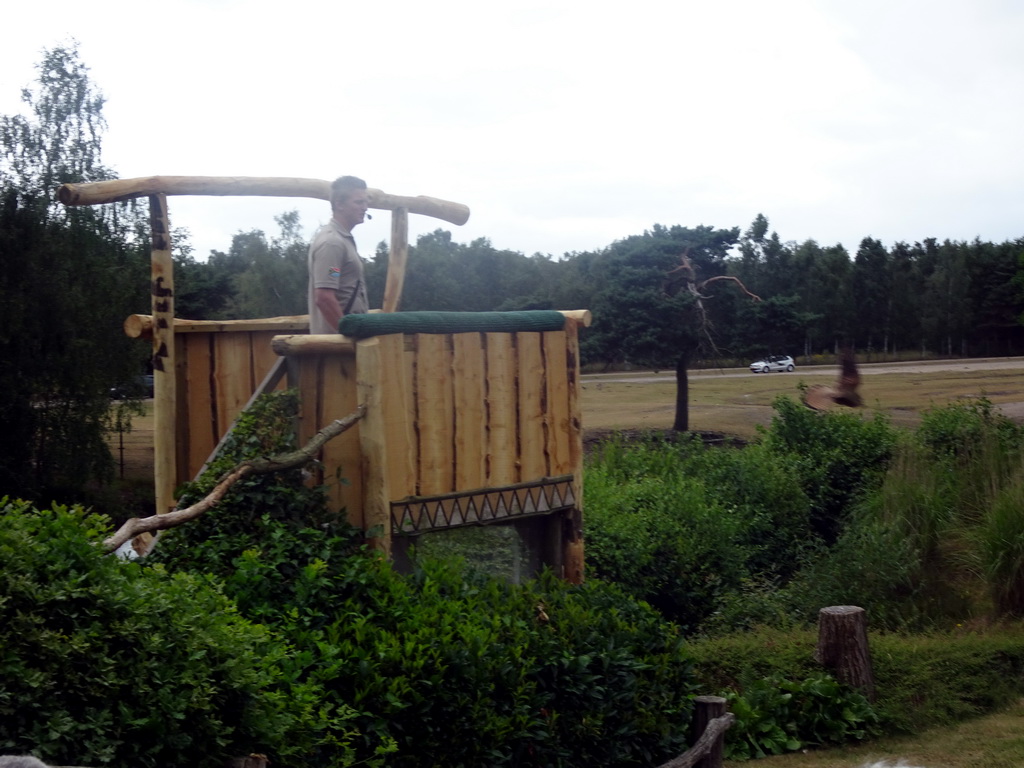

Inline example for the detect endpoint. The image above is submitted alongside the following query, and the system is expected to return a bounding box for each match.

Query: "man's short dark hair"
[330,176,367,208]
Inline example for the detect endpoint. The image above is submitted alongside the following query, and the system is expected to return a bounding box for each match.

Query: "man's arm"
[315,287,344,332]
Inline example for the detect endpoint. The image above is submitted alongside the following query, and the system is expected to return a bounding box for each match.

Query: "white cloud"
[2,0,1022,259]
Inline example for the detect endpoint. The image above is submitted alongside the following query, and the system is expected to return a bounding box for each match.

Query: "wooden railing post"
[657,695,733,768]
[691,695,727,768]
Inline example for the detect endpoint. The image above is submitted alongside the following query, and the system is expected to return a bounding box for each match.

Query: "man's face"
[334,189,369,230]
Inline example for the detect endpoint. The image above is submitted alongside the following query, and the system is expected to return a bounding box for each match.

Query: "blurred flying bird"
[803,348,862,410]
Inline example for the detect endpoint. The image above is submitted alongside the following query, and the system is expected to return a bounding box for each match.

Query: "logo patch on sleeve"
[327,267,341,278]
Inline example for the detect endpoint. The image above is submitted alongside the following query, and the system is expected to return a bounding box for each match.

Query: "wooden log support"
[149,194,176,517]
[382,207,409,313]
[357,335,416,554]
[814,605,876,701]
[562,321,585,584]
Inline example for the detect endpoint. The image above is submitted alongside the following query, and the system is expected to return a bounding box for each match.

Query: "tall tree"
[0,43,149,502]
[582,224,743,431]
[221,211,309,319]
[850,237,891,353]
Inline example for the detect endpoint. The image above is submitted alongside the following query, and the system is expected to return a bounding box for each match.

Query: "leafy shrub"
[780,516,930,630]
[916,397,1024,461]
[584,438,750,629]
[0,499,341,768]
[724,674,880,760]
[761,397,897,544]
[680,442,813,579]
[584,434,818,632]
[690,624,1024,738]
[165,389,338,552]
[801,400,1024,628]
[152,388,365,612]
[175,540,699,767]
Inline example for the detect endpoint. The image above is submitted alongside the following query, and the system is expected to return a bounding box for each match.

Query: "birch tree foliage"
[0,43,149,502]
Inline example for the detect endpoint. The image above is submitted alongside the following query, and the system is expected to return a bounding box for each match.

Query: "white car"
[749,355,795,373]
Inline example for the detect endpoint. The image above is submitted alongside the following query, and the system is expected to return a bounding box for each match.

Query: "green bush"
[761,397,897,544]
[680,443,813,579]
[916,397,1024,461]
[978,479,1024,616]
[780,516,930,630]
[724,673,880,760]
[0,499,343,768]
[584,438,751,629]
[584,434,817,631]
[168,536,699,767]
[689,624,1024,738]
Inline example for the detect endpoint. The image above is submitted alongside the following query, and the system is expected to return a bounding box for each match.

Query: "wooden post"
[690,695,727,768]
[815,605,876,701]
[382,207,409,313]
[149,194,176,516]
[563,321,585,584]
[357,337,389,553]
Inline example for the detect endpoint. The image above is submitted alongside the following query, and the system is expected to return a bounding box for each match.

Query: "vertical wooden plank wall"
[318,352,363,526]
[561,322,585,583]
[517,333,547,481]
[287,352,363,527]
[174,329,294,485]
[165,324,583,555]
[415,334,455,495]
[485,334,518,486]
[452,333,487,490]
[362,329,577,499]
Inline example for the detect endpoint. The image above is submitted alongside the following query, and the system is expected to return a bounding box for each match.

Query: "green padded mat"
[338,310,566,339]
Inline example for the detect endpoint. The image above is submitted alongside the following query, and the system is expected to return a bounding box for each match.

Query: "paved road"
[583,357,1024,384]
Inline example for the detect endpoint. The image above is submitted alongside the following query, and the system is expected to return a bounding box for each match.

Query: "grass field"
[582,360,1024,440]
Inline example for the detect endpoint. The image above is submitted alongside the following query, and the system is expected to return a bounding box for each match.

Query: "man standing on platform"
[308,175,371,333]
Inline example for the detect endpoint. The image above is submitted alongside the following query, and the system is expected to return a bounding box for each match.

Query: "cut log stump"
[815,605,876,701]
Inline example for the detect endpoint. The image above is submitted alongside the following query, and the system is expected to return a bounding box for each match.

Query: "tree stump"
[814,605,876,701]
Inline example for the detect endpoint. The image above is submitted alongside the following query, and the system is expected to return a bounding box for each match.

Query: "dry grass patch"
[582,365,1024,441]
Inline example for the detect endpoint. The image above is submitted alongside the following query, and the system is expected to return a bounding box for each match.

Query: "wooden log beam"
[58,176,470,226]
[559,309,592,328]
[271,334,358,357]
[382,207,409,313]
[124,313,310,339]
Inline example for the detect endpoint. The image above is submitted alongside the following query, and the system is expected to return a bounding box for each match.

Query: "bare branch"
[103,405,366,553]
[700,275,761,302]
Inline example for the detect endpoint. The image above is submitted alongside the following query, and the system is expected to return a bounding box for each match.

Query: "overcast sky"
[2,0,1022,259]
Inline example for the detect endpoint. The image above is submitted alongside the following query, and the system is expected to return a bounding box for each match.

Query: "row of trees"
[3,44,1024,502]
[177,217,1024,362]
